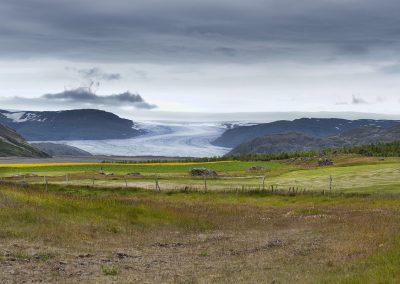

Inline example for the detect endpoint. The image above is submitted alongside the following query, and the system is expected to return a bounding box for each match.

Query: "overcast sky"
[1,0,400,118]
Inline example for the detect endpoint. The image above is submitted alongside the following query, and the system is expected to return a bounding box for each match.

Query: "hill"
[213,118,400,148]
[0,124,49,157]
[0,109,144,141]
[30,142,92,157]
[228,124,400,155]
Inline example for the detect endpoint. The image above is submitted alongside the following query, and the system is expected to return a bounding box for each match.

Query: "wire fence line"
[0,172,337,196]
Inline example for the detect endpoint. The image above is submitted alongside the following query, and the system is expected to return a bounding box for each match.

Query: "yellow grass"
[0,160,235,168]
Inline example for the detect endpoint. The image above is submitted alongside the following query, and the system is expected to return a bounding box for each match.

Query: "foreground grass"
[0,186,212,243]
[322,236,400,283]
[1,182,400,283]
[1,155,400,282]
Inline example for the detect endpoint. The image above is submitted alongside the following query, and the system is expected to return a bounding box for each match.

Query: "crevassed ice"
[34,121,232,158]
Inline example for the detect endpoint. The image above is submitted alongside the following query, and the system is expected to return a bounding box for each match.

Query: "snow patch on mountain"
[1,111,46,123]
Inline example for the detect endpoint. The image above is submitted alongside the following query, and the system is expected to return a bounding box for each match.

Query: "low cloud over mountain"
[43,89,156,109]
[1,89,156,110]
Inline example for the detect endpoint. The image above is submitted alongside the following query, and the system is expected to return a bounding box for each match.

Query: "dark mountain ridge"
[0,124,49,157]
[30,143,93,157]
[214,118,400,148]
[0,109,144,141]
[228,124,400,155]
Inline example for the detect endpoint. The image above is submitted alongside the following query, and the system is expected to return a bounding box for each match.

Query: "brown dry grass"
[1,183,400,283]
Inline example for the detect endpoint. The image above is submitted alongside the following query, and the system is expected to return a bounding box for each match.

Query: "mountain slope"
[30,143,93,157]
[0,124,49,157]
[214,118,400,148]
[0,109,144,141]
[228,124,400,155]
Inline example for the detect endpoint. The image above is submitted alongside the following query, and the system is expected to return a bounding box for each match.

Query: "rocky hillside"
[0,109,144,141]
[0,124,49,157]
[30,143,92,157]
[228,124,400,155]
[214,118,400,148]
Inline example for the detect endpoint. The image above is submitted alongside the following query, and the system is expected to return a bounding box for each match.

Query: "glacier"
[38,121,232,157]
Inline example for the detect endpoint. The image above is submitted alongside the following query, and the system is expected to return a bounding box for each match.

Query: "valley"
[33,121,231,157]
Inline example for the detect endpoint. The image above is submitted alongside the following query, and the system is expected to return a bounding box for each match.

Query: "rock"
[189,168,217,177]
[98,171,114,176]
[116,252,129,259]
[126,172,141,177]
[78,253,93,258]
[318,158,333,166]
[247,166,265,172]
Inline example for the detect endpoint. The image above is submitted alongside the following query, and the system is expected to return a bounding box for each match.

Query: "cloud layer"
[1,0,400,64]
[0,89,157,110]
[42,89,156,109]
[0,0,399,114]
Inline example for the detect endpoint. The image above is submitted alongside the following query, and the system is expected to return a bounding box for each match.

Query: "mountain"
[0,124,49,157]
[0,109,144,141]
[228,124,400,155]
[213,118,400,148]
[30,142,92,157]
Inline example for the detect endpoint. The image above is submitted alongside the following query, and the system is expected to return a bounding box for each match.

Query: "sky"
[1,0,400,119]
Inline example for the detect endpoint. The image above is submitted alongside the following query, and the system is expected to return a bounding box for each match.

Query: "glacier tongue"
[35,121,231,157]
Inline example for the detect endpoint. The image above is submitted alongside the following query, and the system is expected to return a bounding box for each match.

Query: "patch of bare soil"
[0,204,397,283]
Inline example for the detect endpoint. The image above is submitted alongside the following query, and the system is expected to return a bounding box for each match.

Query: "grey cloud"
[336,44,369,56]
[77,67,121,81]
[1,0,400,64]
[380,63,400,74]
[376,96,386,103]
[351,95,368,105]
[42,88,156,109]
[213,47,237,57]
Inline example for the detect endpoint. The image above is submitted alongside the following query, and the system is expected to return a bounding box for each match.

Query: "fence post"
[204,175,207,191]
[261,176,266,191]
[329,175,333,191]
[155,175,161,191]
[44,176,48,191]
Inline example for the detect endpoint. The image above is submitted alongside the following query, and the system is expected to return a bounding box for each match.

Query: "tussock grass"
[101,265,119,276]
[0,185,212,245]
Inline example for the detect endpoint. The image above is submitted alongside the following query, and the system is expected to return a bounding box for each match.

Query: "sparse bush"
[199,251,209,257]
[101,265,119,276]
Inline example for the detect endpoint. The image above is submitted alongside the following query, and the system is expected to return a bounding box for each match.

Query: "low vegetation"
[227,140,400,161]
[0,154,399,282]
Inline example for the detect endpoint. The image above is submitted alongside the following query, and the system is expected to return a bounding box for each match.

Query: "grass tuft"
[101,265,119,276]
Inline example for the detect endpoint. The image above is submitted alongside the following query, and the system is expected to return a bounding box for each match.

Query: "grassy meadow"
[1,155,400,282]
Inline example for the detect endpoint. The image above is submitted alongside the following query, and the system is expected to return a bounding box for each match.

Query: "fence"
[0,171,337,196]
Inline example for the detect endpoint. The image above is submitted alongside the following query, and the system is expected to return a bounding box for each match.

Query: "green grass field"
[1,156,399,194]
[1,155,400,282]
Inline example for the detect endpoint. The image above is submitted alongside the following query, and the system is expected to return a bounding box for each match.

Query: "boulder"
[318,158,333,166]
[126,172,141,177]
[189,168,217,177]
[247,166,266,172]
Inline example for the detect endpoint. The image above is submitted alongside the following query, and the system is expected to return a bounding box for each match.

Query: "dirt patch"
[0,203,397,283]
